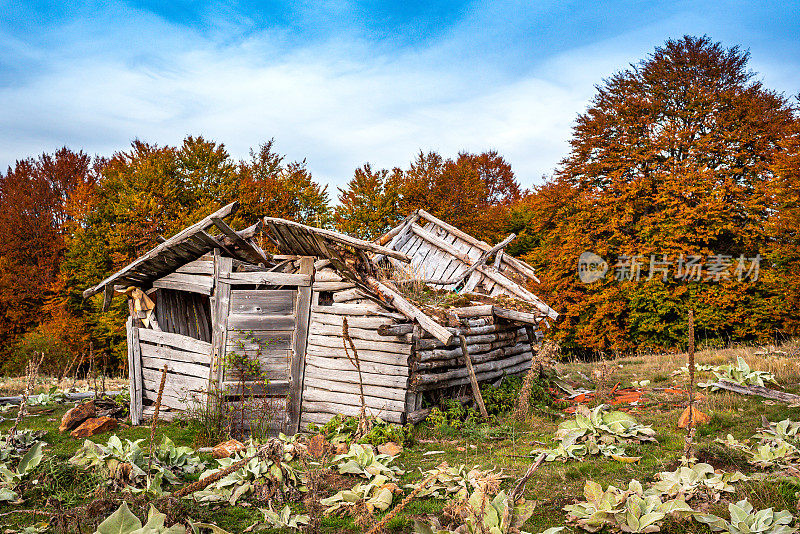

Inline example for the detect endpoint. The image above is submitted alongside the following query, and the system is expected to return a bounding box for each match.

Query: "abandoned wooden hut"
[83,202,558,434]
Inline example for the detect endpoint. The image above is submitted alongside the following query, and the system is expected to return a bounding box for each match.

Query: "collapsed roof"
[84,201,557,345]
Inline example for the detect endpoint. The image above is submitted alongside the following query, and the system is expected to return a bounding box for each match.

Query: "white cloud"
[1,2,797,195]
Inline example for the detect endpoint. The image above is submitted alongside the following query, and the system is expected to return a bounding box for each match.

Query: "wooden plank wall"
[136,328,213,413]
[300,266,412,428]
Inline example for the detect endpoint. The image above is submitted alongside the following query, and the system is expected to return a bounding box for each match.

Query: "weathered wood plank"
[83,202,238,298]
[175,259,214,275]
[263,217,411,261]
[305,353,409,376]
[310,304,405,319]
[311,313,397,330]
[136,328,212,355]
[141,355,209,379]
[303,388,406,414]
[307,333,412,355]
[306,346,409,366]
[309,323,411,343]
[222,271,311,286]
[139,343,212,366]
[303,376,407,402]
[230,290,296,315]
[228,314,296,331]
[304,364,408,389]
[300,400,403,424]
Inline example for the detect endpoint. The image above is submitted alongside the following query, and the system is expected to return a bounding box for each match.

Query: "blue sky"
[1,1,799,191]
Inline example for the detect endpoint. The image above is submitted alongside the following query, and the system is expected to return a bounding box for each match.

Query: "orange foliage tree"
[334,150,522,243]
[0,148,100,372]
[507,36,798,354]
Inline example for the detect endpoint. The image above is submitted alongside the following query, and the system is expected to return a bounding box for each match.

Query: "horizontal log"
[303,364,408,389]
[222,271,311,286]
[315,269,343,282]
[416,329,522,351]
[412,360,531,392]
[307,334,412,355]
[300,399,403,424]
[303,376,407,402]
[136,328,212,355]
[446,305,494,317]
[312,281,357,291]
[493,307,545,324]
[140,343,212,366]
[305,354,409,377]
[411,352,531,387]
[333,288,368,303]
[414,343,531,371]
[378,323,414,336]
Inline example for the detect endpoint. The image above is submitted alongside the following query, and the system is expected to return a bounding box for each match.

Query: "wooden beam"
[460,335,488,418]
[211,216,268,264]
[263,217,411,261]
[365,277,454,346]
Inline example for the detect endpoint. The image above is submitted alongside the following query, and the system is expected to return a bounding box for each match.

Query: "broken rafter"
[211,216,268,265]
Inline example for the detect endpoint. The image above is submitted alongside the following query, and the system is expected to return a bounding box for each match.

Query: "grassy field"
[1,342,799,533]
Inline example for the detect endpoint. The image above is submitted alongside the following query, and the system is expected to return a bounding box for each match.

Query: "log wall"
[408,313,534,393]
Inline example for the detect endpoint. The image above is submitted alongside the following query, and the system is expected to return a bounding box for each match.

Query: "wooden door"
[211,255,313,435]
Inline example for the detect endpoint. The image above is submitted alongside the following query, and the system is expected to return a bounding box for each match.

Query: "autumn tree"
[399,151,521,242]
[333,163,402,240]
[508,36,797,353]
[0,148,99,371]
[235,140,330,229]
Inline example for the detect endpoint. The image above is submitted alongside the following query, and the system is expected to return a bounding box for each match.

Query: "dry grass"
[0,375,128,397]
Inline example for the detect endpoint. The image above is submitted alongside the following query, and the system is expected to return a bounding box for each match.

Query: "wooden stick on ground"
[502,452,547,531]
[460,335,488,418]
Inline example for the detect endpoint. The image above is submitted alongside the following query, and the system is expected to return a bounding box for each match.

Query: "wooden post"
[684,309,696,456]
[289,256,314,434]
[210,252,233,389]
[126,317,143,425]
[459,335,488,418]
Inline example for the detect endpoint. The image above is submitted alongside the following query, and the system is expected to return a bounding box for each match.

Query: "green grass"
[2,348,800,533]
